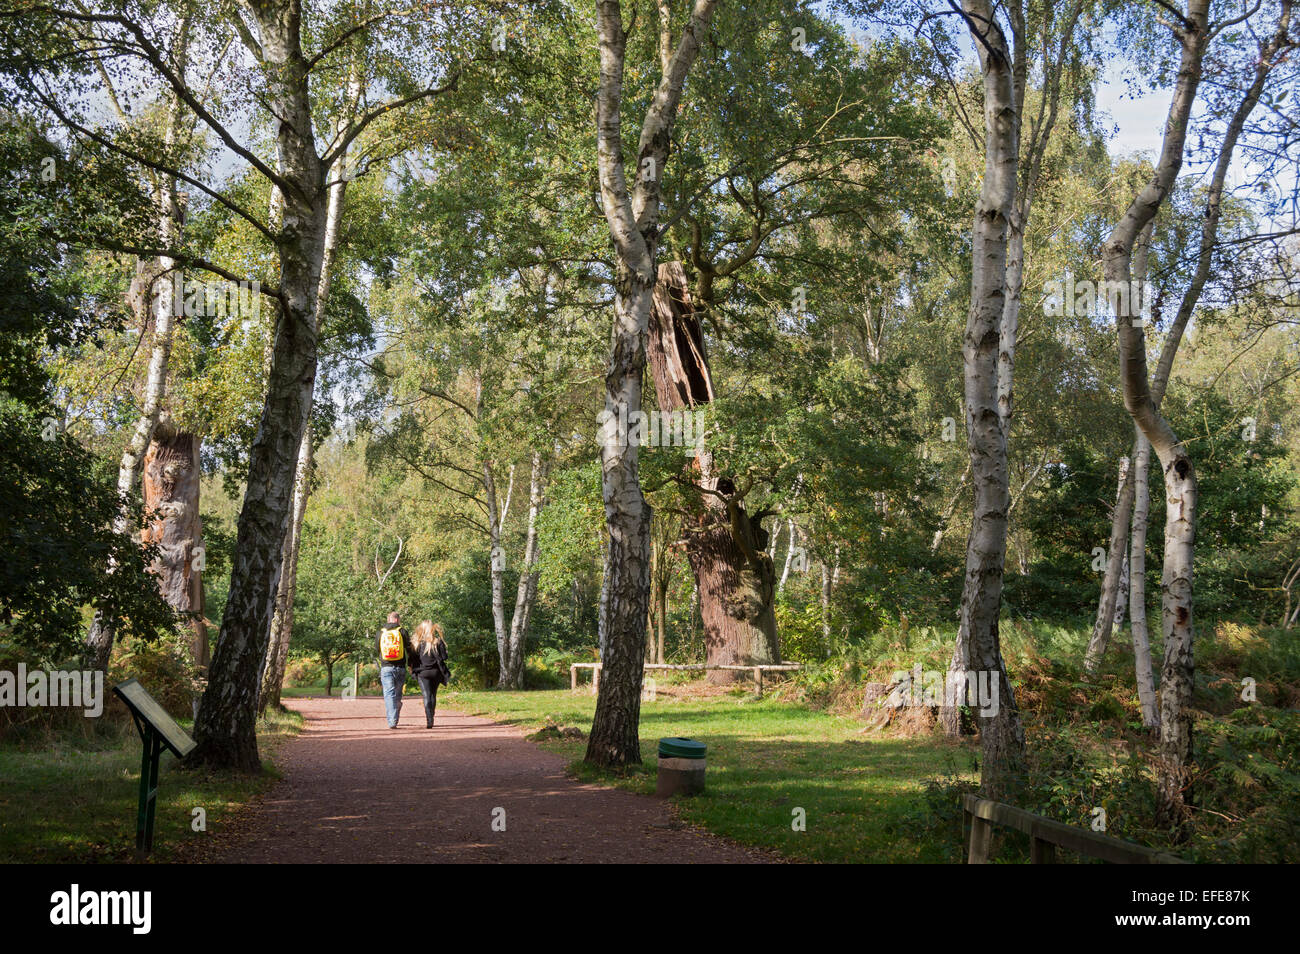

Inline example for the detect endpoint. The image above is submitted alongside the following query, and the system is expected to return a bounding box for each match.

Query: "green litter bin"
[657,737,706,797]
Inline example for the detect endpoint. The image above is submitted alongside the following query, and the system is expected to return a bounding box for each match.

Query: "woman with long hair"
[409,620,449,729]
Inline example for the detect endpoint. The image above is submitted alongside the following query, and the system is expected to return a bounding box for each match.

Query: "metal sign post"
[112,678,197,857]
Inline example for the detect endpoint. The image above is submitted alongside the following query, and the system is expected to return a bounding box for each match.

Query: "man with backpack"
[375,611,413,729]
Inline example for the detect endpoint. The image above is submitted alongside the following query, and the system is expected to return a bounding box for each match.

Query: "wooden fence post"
[967,810,992,864]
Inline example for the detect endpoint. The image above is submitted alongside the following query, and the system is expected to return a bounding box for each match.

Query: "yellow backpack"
[379,627,405,662]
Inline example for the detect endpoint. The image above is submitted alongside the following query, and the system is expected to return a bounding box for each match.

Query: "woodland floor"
[199,696,771,863]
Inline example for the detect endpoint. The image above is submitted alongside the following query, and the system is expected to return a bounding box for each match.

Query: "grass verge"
[0,707,302,863]
[444,686,976,862]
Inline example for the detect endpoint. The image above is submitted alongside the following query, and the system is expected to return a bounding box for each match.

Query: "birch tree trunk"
[85,227,181,672]
[485,460,508,681]
[84,153,187,673]
[943,0,1025,794]
[1103,0,1210,832]
[779,520,798,591]
[1125,0,1292,739]
[1113,551,1129,630]
[1130,431,1159,728]
[940,0,1083,743]
[501,452,548,689]
[820,558,833,644]
[191,2,330,771]
[258,426,312,713]
[586,0,719,767]
[1084,455,1135,672]
[259,63,363,713]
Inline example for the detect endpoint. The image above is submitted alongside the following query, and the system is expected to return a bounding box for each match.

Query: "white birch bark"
[1130,430,1159,728]
[192,1,332,770]
[1126,0,1292,739]
[502,452,549,688]
[585,0,719,767]
[941,0,1026,794]
[1103,0,1211,832]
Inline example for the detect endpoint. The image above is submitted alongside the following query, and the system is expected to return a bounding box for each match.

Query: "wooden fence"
[963,794,1186,864]
[570,662,801,697]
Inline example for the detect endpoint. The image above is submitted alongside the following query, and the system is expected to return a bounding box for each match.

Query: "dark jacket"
[410,639,449,684]
[375,625,413,668]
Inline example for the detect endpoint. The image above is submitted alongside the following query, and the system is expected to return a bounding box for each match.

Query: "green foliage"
[291,522,391,686]
[0,126,174,657]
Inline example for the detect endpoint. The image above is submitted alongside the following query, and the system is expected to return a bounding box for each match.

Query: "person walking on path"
[409,620,450,729]
[376,611,414,728]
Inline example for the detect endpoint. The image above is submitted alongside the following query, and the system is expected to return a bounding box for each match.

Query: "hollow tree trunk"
[84,22,194,674]
[585,0,718,767]
[140,423,207,672]
[190,2,329,772]
[647,261,778,684]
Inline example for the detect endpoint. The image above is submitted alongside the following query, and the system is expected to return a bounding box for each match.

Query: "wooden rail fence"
[570,662,801,697]
[963,794,1186,864]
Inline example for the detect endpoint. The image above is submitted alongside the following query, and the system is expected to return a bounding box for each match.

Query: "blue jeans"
[380,664,406,727]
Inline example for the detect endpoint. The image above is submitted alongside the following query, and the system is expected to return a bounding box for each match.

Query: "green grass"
[0,708,302,863]
[445,687,976,862]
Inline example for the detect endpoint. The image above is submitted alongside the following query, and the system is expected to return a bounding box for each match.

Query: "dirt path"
[206,696,769,863]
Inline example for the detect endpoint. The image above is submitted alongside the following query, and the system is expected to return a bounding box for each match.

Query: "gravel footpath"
[204,695,770,864]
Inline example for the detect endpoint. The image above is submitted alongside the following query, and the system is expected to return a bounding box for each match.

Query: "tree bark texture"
[586,0,718,767]
[140,426,207,671]
[945,0,1026,795]
[191,0,328,771]
[1102,0,1210,833]
[647,261,778,684]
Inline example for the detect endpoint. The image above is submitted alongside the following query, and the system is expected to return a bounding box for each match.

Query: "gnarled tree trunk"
[84,21,192,674]
[85,189,184,673]
[647,262,778,684]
